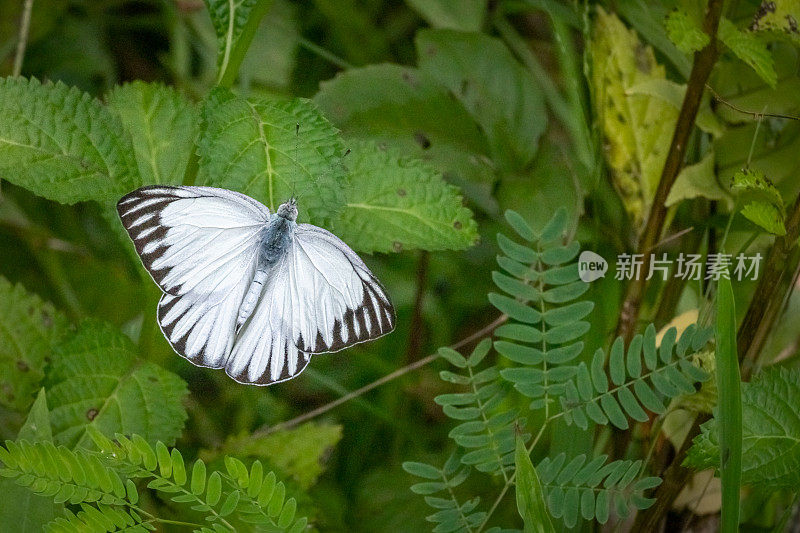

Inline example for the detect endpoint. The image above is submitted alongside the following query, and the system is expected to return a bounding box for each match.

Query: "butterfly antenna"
[291,123,299,202]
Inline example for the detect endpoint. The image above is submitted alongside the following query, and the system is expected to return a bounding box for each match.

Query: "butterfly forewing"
[117,186,268,296]
[118,186,266,369]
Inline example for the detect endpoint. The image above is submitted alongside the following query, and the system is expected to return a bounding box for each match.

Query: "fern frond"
[558,324,712,430]
[45,504,152,533]
[536,453,661,527]
[490,209,592,411]
[404,452,485,533]
[0,440,129,506]
[437,339,523,477]
[89,429,307,532]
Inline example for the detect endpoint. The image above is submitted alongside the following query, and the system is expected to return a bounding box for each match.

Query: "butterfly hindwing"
[227,224,395,385]
[290,224,395,354]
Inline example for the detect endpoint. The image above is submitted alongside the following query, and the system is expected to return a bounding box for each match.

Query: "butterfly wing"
[227,224,394,385]
[117,185,268,368]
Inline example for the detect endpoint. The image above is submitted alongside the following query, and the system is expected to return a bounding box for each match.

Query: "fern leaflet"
[559,324,712,430]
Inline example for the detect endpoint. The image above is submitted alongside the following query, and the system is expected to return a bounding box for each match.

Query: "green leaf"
[18,389,52,442]
[666,150,731,207]
[403,462,441,480]
[686,367,800,490]
[330,140,477,253]
[415,29,546,172]
[106,82,199,186]
[0,77,138,204]
[45,320,188,449]
[714,276,741,533]
[206,471,222,506]
[0,390,64,531]
[590,8,678,229]
[406,0,486,31]
[203,422,341,489]
[719,17,777,88]
[515,436,555,533]
[203,0,274,86]
[0,277,68,411]
[314,64,495,206]
[626,79,724,137]
[197,88,346,224]
[665,9,709,53]
[238,0,299,91]
[731,168,786,235]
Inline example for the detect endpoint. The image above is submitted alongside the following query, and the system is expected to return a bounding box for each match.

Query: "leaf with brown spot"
[0,277,67,411]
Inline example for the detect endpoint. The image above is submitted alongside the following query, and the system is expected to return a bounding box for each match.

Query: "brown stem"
[633,192,800,530]
[738,192,800,378]
[616,0,725,344]
[632,414,709,531]
[405,251,430,363]
[254,314,509,436]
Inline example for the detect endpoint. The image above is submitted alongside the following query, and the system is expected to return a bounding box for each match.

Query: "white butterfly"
[117,186,395,385]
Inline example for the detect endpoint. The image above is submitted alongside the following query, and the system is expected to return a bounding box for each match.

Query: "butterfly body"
[239,203,297,330]
[117,186,395,385]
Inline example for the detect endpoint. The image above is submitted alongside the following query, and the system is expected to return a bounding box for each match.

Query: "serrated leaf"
[686,367,800,490]
[106,82,199,186]
[0,77,138,204]
[731,167,786,235]
[0,278,67,411]
[314,64,495,203]
[330,140,477,253]
[665,9,709,53]
[45,320,188,449]
[201,422,341,489]
[197,87,346,224]
[591,8,678,229]
[416,29,546,172]
[719,17,777,87]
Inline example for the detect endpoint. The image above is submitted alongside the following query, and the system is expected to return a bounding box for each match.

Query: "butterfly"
[117,185,395,385]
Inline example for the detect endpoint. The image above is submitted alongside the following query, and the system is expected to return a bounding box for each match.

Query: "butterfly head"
[277,198,298,221]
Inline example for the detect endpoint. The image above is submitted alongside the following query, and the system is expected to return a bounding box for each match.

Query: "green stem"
[298,37,353,69]
[217,0,275,88]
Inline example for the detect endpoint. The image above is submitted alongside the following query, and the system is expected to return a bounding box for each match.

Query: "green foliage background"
[0,0,800,531]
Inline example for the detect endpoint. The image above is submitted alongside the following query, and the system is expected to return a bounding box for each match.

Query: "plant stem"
[254,314,509,436]
[738,192,800,379]
[616,0,725,344]
[216,0,273,88]
[298,37,353,70]
[12,0,34,77]
[633,185,800,530]
[405,251,429,364]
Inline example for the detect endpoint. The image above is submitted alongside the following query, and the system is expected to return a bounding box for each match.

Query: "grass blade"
[715,276,742,533]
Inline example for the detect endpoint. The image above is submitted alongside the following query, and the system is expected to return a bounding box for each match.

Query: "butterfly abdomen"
[236,217,296,331]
